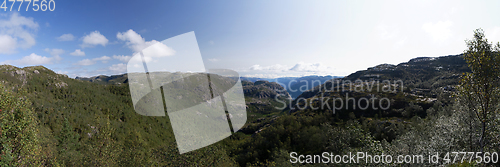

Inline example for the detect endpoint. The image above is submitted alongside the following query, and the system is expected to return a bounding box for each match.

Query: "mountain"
[288,54,469,117]
[0,65,239,166]
[296,54,468,101]
[76,73,291,121]
[241,80,290,117]
[240,77,276,83]
[91,74,340,100]
[76,74,128,85]
[242,75,342,99]
[242,80,291,99]
[224,54,484,166]
[280,75,341,99]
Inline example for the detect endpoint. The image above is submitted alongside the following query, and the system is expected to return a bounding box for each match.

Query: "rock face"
[8,69,30,86]
[55,82,68,88]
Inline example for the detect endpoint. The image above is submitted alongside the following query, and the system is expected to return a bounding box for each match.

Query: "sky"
[1,0,500,78]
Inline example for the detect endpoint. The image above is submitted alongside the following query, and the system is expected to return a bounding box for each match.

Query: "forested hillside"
[0,65,241,166]
[230,50,500,166]
[0,52,499,166]
[0,65,292,166]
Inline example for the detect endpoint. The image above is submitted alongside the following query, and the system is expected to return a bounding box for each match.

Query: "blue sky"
[1,0,500,78]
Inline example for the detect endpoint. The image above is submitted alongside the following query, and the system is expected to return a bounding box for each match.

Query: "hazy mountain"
[242,75,342,99]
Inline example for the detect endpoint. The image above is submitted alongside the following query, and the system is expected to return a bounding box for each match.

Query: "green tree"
[459,28,500,153]
[57,117,82,165]
[402,102,424,118]
[0,84,42,166]
[84,115,122,166]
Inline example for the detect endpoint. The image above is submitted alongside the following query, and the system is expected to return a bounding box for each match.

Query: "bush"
[0,84,42,166]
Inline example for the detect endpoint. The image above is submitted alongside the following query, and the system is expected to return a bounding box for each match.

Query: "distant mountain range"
[242,75,343,99]
[77,74,342,100]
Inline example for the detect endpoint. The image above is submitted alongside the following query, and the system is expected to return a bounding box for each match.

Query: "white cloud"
[70,49,85,56]
[17,53,54,65]
[112,55,131,62]
[57,33,75,41]
[0,12,39,54]
[209,40,215,45]
[208,58,219,62]
[67,62,128,77]
[242,73,302,78]
[93,56,111,63]
[1,53,61,65]
[249,65,261,70]
[117,29,147,52]
[117,29,175,58]
[109,63,127,73]
[289,62,333,72]
[244,62,336,77]
[141,41,175,58]
[250,64,289,71]
[0,35,17,53]
[67,68,109,78]
[74,56,112,66]
[75,59,95,66]
[81,31,108,48]
[44,48,65,56]
[422,21,453,42]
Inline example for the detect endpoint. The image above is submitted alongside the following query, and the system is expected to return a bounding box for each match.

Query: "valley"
[0,53,498,166]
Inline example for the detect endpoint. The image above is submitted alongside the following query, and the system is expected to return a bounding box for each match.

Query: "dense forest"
[0,29,499,166]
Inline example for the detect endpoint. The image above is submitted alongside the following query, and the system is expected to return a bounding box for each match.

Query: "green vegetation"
[459,28,500,154]
[0,84,41,166]
[0,29,499,166]
[0,66,238,166]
